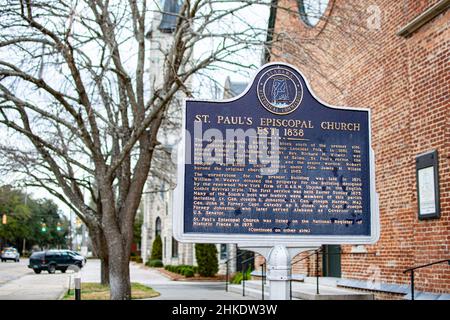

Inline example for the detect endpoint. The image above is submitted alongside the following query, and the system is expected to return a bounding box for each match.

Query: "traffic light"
[41,222,47,232]
[2,214,6,225]
[56,222,62,232]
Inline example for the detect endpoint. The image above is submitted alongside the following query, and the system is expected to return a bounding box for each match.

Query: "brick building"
[261,0,449,299]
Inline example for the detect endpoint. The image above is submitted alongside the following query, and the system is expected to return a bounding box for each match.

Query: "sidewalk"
[0,259,252,300]
[0,272,69,300]
[80,260,252,300]
[134,264,252,300]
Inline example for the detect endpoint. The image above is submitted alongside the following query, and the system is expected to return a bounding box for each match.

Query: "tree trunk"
[100,255,110,285]
[88,226,110,285]
[108,242,131,300]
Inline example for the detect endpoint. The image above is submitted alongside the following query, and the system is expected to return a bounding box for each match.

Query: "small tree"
[150,235,163,261]
[195,244,218,277]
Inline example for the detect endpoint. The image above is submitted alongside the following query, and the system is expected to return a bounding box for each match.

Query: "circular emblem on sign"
[257,67,303,115]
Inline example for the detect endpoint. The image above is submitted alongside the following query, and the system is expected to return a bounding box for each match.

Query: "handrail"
[289,248,375,299]
[290,248,321,299]
[223,250,249,265]
[260,262,266,300]
[223,250,251,292]
[241,254,261,297]
[241,255,256,265]
[403,259,450,273]
[291,248,322,267]
[403,258,450,300]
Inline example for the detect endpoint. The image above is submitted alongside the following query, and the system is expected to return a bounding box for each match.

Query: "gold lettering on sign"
[217,116,253,125]
[321,122,360,131]
[260,118,314,129]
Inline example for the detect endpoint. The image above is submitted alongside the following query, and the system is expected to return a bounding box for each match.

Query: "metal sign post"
[239,244,318,300]
[266,245,291,300]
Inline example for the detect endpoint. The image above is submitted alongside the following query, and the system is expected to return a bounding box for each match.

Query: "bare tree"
[0,0,274,299]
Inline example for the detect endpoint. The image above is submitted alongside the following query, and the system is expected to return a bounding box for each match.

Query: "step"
[228,284,301,300]
[304,276,340,287]
[228,284,269,300]
[233,280,373,300]
[251,271,305,282]
[290,282,374,300]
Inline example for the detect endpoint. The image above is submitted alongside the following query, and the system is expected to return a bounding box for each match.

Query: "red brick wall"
[271,0,450,295]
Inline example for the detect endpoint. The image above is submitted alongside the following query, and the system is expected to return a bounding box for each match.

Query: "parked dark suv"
[28,250,85,274]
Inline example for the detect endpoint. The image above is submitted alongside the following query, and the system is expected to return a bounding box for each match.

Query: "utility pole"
[69,210,73,250]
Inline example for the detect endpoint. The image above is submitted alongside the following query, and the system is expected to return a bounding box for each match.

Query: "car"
[63,250,87,265]
[1,247,20,262]
[28,250,85,274]
[48,249,87,266]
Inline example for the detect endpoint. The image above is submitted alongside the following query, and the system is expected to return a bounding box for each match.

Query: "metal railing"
[223,250,250,292]
[289,248,376,299]
[223,250,267,299]
[289,248,321,300]
[240,254,266,299]
[403,258,450,300]
[241,255,252,297]
[260,262,266,300]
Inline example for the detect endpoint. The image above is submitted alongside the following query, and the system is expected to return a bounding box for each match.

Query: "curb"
[57,286,68,300]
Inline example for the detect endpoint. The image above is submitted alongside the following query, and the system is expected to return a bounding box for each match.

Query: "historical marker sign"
[173,62,379,246]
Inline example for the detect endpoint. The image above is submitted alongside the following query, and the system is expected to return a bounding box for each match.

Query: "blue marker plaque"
[173,63,379,245]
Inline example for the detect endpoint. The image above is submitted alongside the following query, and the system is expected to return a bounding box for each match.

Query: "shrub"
[150,235,162,260]
[164,264,196,277]
[195,244,218,277]
[184,269,194,277]
[231,272,243,284]
[146,259,163,268]
[230,267,252,284]
[130,255,143,263]
[244,267,252,280]
[181,266,195,276]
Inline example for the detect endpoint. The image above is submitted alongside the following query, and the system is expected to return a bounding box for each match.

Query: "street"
[0,259,250,300]
[0,260,30,286]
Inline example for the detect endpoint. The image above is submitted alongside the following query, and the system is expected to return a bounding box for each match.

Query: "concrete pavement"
[0,259,70,300]
[0,258,251,300]
[80,260,252,300]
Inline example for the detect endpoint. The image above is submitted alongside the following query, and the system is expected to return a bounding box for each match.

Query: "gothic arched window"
[297,0,330,27]
[155,217,162,237]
